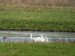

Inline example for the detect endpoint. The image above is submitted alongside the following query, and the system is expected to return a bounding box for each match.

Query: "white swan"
[30,34,48,42]
[45,36,48,42]
[30,34,35,42]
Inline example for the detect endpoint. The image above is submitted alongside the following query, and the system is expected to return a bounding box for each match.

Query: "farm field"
[0,43,75,56]
[0,7,75,32]
[0,0,75,56]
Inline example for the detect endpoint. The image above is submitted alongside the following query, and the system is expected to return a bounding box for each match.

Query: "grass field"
[0,7,75,32]
[0,43,75,56]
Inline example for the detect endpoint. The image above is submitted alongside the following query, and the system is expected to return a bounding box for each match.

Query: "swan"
[45,36,48,42]
[30,33,36,42]
[30,34,48,42]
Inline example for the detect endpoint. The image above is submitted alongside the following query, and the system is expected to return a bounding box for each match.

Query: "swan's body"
[30,34,48,42]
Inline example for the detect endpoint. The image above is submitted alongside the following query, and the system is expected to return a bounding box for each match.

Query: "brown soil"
[0,0,75,7]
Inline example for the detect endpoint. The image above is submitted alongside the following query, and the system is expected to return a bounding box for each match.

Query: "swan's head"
[39,34,43,38]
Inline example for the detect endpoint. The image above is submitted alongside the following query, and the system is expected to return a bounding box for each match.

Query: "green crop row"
[0,43,75,56]
[0,7,75,32]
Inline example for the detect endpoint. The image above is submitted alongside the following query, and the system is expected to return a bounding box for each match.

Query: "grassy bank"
[0,7,75,32]
[0,43,75,56]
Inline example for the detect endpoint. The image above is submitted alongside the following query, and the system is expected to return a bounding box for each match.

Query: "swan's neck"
[30,34,33,39]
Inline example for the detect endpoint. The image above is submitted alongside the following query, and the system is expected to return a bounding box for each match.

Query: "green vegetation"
[0,7,75,32]
[0,43,75,56]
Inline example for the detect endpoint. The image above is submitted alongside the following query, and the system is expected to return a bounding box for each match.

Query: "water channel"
[0,31,75,43]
